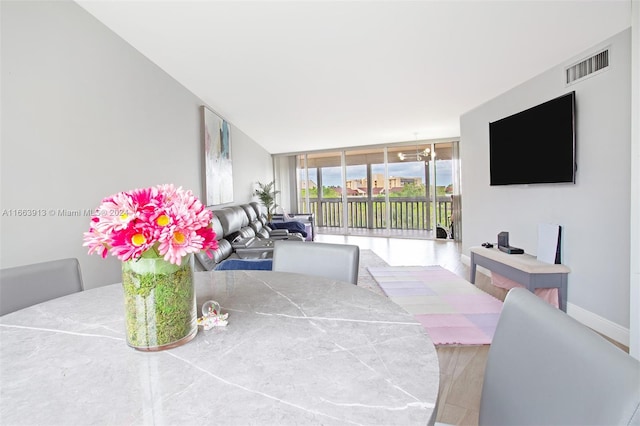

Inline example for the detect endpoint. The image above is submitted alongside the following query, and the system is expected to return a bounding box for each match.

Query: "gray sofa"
[195,203,306,271]
[194,215,237,271]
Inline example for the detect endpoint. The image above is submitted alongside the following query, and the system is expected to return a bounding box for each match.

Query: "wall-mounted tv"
[489,91,576,186]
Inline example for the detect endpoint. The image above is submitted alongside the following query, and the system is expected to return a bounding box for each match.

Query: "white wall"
[232,125,275,206]
[0,0,273,290]
[460,29,632,342]
[630,0,639,359]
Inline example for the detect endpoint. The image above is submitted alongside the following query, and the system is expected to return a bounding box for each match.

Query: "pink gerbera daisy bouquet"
[83,184,218,265]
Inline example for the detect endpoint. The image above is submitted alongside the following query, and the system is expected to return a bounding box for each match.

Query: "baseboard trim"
[460,254,630,347]
[566,302,630,347]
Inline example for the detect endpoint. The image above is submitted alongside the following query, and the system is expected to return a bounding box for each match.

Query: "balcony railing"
[305,197,452,231]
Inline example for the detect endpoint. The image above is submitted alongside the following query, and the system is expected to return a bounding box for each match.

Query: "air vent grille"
[565,49,609,85]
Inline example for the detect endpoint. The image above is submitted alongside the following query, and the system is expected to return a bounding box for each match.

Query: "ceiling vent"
[565,48,609,85]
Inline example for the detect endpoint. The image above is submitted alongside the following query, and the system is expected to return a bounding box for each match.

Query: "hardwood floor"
[315,233,495,425]
[435,345,489,425]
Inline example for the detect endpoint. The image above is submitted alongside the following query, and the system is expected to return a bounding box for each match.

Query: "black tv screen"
[489,91,576,186]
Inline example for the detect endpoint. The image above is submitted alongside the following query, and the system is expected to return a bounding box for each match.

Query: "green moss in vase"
[122,255,196,350]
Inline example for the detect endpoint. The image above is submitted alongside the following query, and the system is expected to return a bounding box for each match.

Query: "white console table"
[469,246,571,311]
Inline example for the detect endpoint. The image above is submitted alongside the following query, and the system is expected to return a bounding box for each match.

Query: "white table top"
[0,270,439,425]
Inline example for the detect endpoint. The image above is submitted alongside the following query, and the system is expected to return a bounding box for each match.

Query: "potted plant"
[253,181,279,222]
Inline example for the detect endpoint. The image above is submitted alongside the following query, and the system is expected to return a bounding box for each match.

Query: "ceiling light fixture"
[397,147,431,161]
[397,132,432,162]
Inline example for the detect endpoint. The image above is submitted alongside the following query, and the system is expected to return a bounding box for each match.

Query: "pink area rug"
[367,265,503,345]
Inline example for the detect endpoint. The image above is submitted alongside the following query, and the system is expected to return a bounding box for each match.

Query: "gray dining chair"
[271,240,359,284]
[438,287,640,426]
[0,258,85,316]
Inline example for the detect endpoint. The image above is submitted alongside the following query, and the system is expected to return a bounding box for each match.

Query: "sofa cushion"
[268,221,307,238]
[195,239,235,271]
[213,259,273,271]
[210,215,224,241]
[241,204,271,238]
[215,206,246,237]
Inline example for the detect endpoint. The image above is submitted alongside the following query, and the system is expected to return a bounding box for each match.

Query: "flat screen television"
[489,91,576,186]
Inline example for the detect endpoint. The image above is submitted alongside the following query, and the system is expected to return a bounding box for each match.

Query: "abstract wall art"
[202,106,233,205]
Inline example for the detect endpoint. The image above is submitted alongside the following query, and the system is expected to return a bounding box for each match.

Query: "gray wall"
[460,29,632,336]
[0,0,273,290]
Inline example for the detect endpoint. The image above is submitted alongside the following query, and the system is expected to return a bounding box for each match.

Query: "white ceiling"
[75,0,631,154]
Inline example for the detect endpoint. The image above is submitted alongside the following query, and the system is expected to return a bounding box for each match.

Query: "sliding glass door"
[298,151,343,230]
[292,139,460,239]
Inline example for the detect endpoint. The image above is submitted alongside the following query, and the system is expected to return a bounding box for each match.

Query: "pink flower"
[197,226,219,258]
[83,184,217,265]
[92,192,137,235]
[129,186,163,222]
[157,228,203,265]
[110,224,154,262]
[82,229,110,259]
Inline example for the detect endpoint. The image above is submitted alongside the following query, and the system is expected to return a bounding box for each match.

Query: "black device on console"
[481,242,494,248]
[497,231,524,254]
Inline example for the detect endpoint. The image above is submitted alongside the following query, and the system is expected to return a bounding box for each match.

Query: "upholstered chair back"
[479,288,640,426]
[0,258,84,315]
[272,241,359,284]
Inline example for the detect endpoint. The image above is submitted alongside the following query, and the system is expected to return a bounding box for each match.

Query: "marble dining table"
[0,270,440,425]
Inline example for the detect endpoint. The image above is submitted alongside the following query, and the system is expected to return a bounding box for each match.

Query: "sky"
[309,160,454,187]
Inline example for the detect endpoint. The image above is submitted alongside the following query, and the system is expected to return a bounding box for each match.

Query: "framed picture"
[202,106,233,205]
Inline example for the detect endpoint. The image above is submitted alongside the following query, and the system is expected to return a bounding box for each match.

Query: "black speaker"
[497,231,509,248]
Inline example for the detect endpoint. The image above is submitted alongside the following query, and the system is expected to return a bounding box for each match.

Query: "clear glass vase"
[121,253,197,351]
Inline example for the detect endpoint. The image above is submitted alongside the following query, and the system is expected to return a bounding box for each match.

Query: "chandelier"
[397,147,432,161]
